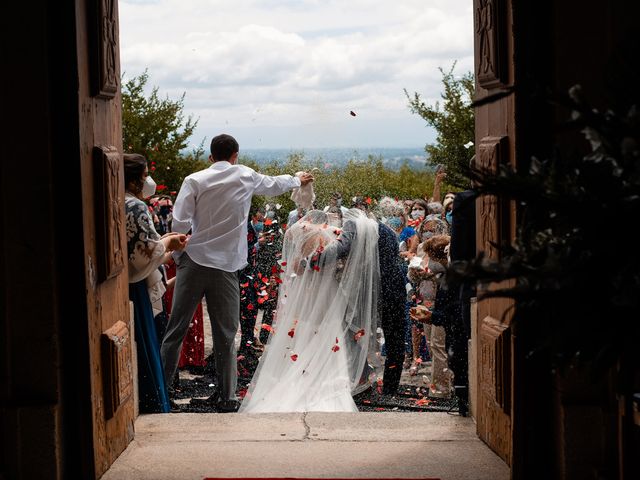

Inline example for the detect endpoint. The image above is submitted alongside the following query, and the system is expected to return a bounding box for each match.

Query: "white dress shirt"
[171,161,301,272]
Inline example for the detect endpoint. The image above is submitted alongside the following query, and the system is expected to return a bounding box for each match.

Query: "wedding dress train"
[239,209,381,413]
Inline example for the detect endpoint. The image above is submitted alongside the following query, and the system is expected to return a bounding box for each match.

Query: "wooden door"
[472,0,516,466]
[76,0,136,476]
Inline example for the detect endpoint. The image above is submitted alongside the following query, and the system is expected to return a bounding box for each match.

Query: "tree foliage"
[405,63,475,187]
[122,70,206,194]
[240,153,443,224]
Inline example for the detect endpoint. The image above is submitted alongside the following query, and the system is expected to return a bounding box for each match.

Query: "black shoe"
[169,400,181,413]
[216,398,240,413]
[454,386,469,417]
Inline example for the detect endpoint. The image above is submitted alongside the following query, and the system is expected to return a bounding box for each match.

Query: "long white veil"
[239,209,381,412]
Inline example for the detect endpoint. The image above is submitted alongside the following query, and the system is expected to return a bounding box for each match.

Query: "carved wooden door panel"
[473,0,516,466]
[76,0,135,476]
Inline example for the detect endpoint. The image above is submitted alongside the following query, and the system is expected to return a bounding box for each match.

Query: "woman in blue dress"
[124,153,188,413]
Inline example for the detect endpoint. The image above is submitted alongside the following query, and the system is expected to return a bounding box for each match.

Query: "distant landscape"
[238,147,432,171]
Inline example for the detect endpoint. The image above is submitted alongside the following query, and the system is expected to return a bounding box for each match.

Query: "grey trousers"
[160,253,240,401]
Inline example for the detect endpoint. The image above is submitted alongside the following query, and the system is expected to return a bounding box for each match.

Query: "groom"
[346,199,407,395]
[161,133,314,412]
[355,200,407,395]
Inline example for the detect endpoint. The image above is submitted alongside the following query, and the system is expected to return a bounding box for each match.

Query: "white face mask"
[421,230,435,242]
[410,209,425,220]
[142,176,157,198]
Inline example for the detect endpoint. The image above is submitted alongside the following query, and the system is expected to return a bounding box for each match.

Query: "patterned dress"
[125,193,171,413]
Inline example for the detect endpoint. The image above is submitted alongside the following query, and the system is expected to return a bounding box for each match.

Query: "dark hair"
[411,199,429,212]
[327,205,343,218]
[351,196,368,210]
[123,153,147,189]
[210,134,239,161]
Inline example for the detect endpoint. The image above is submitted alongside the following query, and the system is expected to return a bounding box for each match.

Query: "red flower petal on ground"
[331,345,340,352]
[257,297,266,305]
[290,354,298,361]
[281,261,287,266]
[241,282,249,288]
[247,304,255,311]
[275,277,283,284]
[262,277,269,284]
[354,329,366,341]
[288,328,295,338]
[261,323,273,332]
[335,337,339,343]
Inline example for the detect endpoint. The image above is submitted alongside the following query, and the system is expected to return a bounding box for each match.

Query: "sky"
[118,0,474,149]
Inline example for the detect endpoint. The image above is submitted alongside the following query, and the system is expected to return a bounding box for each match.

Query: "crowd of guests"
[125,148,475,415]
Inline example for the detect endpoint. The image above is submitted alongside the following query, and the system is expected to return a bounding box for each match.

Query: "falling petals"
[331,345,340,352]
[288,328,295,338]
[290,353,298,361]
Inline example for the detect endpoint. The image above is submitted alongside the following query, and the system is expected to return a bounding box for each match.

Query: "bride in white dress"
[239,208,382,413]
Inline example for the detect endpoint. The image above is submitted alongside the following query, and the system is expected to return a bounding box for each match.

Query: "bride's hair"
[299,209,329,225]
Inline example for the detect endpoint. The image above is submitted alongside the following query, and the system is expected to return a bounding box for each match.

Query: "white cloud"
[118,0,474,148]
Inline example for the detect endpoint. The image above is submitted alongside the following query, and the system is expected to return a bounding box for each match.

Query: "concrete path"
[102,412,509,480]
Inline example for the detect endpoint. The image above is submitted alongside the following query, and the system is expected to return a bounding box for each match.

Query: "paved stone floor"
[102,412,509,480]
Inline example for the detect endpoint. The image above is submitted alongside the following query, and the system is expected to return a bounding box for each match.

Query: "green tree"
[405,62,475,187]
[122,70,206,194]
[239,152,440,224]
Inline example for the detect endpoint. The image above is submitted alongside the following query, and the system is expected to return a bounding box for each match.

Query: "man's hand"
[410,305,432,323]
[167,234,188,251]
[298,172,314,186]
